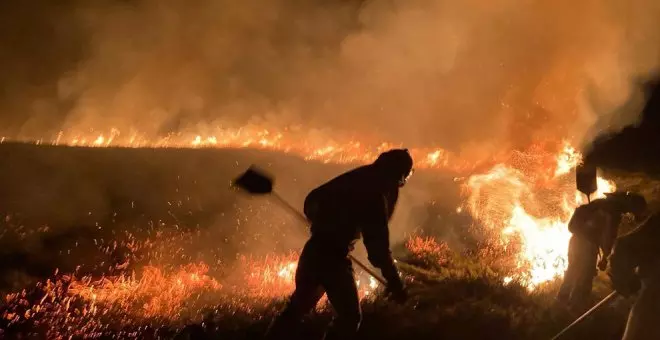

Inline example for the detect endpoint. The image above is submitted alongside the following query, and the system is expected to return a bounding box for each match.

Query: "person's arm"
[601,214,621,261]
[361,194,404,296]
[303,187,322,223]
[606,214,658,296]
[608,237,641,297]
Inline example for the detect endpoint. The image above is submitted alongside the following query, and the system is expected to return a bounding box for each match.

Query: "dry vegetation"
[0,144,654,339]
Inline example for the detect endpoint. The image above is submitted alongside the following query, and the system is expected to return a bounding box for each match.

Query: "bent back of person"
[610,214,660,340]
[303,165,397,252]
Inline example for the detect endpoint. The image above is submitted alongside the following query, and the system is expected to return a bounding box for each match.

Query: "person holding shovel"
[557,191,647,308]
[265,149,413,340]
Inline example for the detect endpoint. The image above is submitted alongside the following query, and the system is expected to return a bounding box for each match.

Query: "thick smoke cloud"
[0,0,659,158]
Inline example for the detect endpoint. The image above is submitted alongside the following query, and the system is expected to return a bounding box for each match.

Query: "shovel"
[231,166,387,285]
[576,163,598,203]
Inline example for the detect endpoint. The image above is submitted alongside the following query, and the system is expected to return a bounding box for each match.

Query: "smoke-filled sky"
[1,0,659,158]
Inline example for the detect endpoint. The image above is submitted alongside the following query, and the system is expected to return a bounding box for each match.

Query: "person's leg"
[558,236,578,303]
[569,238,598,308]
[265,244,325,339]
[321,260,361,340]
[265,285,325,338]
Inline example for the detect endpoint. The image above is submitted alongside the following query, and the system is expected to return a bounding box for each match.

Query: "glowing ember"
[67,263,221,320]
[463,142,615,289]
[2,263,222,338]
[235,253,380,304]
[2,253,382,338]
[406,236,452,268]
[237,253,302,300]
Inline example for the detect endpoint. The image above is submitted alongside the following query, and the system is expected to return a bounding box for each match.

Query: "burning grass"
[0,223,636,339]
[462,143,616,289]
[0,228,635,339]
[405,236,453,269]
[67,263,222,320]
[0,248,382,338]
[1,127,505,173]
[0,137,647,339]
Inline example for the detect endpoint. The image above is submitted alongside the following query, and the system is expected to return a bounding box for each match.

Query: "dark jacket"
[610,213,660,280]
[568,198,626,259]
[303,165,401,286]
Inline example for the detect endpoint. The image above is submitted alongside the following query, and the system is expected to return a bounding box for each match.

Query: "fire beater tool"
[231,165,387,286]
[549,291,619,340]
[576,162,598,203]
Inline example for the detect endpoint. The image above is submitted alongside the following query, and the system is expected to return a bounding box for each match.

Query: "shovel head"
[576,163,598,197]
[232,166,274,195]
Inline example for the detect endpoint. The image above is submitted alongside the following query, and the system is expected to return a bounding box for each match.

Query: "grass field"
[0,143,652,339]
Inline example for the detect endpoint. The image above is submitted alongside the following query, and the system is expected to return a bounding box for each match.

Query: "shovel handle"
[550,291,619,340]
[270,192,388,286]
[348,254,388,285]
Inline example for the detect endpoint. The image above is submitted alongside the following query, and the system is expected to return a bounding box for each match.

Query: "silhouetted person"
[265,149,413,340]
[608,212,660,340]
[557,192,647,308]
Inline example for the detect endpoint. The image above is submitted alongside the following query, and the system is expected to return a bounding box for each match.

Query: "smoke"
[1,0,659,158]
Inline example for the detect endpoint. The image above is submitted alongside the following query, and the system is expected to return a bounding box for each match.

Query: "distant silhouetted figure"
[265,149,413,340]
[557,192,647,308]
[608,212,660,340]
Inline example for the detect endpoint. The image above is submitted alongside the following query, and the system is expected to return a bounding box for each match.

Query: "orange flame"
[67,263,221,320]
[406,236,452,268]
[0,127,500,172]
[236,253,380,304]
[463,142,615,288]
[3,254,381,338]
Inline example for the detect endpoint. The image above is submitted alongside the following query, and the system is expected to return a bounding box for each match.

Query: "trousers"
[265,238,362,340]
[558,235,599,307]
